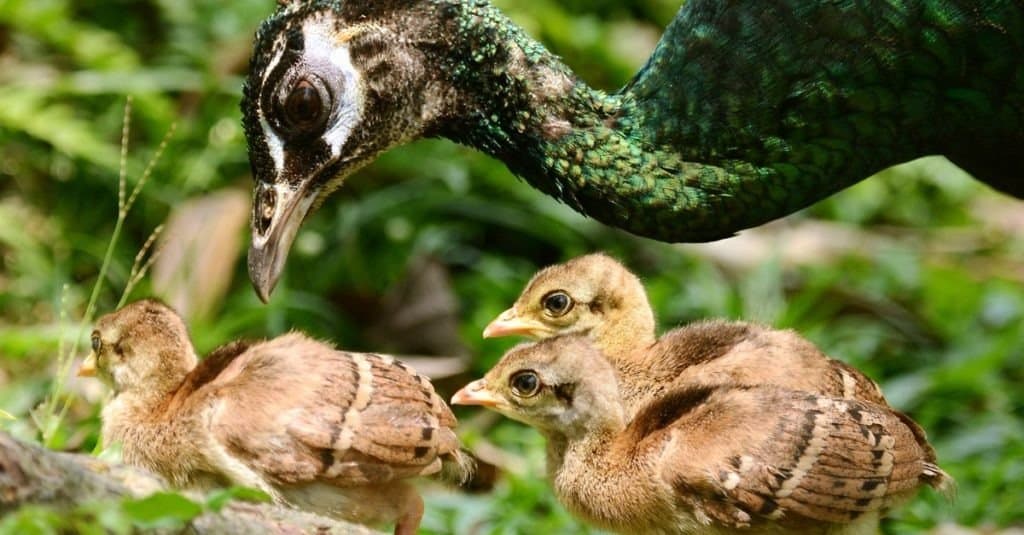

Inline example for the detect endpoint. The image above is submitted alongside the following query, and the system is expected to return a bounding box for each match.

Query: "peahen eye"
[280,77,330,135]
[541,291,573,317]
[91,333,101,352]
[509,371,541,397]
[285,80,321,125]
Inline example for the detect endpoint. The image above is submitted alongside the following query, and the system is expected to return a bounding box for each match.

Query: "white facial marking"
[260,37,288,176]
[261,117,286,175]
[256,17,363,187]
[303,18,363,159]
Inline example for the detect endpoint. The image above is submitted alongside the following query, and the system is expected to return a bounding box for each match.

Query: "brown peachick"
[79,299,472,535]
[484,253,887,414]
[453,336,951,535]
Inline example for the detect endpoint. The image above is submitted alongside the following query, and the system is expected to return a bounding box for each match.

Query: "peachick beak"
[77,352,97,377]
[248,181,320,303]
[451,379,500,407]
[482,308,551,339]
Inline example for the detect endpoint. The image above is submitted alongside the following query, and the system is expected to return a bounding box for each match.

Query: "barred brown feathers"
[454,335,950,535]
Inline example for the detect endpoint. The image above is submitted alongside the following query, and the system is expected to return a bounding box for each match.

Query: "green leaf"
[121,492,202,528]
[0,504,67,534]
[0,89,122,172]
[0,409,14,420]
[204,486,272,512]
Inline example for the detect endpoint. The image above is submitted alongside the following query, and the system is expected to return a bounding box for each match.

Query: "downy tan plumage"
[484,253,887,414]
[452,336,951,535]
[78,299,472,535]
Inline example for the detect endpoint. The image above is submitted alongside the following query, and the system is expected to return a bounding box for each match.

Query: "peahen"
[242,0,1024,300]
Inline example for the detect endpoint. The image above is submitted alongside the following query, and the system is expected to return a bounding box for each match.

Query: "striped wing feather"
[205,334,459,486]
[630,386,947,529]
[636,321,888,410]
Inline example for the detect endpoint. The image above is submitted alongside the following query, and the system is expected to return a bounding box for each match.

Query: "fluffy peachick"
[453,336,951,534]
[79,299,472,535]
[485,253,887,414]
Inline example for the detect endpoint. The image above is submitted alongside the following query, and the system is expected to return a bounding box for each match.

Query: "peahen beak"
[482,308,552,339]
[77,351,97,377]
[247,180,320,303]
[451,379,500,407]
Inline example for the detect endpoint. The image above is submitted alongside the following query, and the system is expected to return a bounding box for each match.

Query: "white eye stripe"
[259,37,289,175]
[258,37,288,117]
[255,16,363,179]
[260,117,286,175]
[303,19,362,159]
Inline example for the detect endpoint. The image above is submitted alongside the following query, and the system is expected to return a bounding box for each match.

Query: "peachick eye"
[510,371,541,397]
[91,334,101,352]
[542,291,573,317]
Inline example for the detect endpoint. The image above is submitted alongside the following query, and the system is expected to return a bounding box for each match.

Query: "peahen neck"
[418,0,1022,242]
[426,1,697,235]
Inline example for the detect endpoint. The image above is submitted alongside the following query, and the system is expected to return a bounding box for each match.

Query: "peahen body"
[242,0,1024,300]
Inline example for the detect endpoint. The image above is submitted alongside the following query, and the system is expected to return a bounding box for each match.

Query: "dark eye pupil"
[91,336,100,352]
[285,81,321,126]
[544,293,569,313]
[512,373,538,395]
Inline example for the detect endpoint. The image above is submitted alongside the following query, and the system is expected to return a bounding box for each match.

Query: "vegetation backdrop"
[0,0,1021,533]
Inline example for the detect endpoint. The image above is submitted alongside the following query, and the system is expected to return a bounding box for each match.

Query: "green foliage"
[120,492,203,529]
[203,486,273,512]
[0,0,1021,533]
[0,487,272,535]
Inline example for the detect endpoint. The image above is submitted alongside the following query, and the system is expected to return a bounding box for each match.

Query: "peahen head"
[243,0,1024,302]
[243,0,451,301]
[243,0,658,301]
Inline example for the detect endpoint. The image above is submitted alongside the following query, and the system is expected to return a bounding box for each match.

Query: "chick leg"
[393,484,424,535]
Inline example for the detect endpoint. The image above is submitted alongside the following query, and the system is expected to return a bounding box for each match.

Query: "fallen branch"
[0,431,381,534]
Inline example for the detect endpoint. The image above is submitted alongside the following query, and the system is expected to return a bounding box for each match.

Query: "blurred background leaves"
[0,0,1021,533]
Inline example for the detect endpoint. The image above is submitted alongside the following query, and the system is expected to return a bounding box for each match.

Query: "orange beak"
[77,352,97,377]
[482,308,551,339]
[451,379,501,407]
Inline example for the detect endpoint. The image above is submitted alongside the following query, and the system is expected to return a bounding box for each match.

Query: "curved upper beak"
[77,351,97,377]
[247,181,320,303]
[451,379,500,407]
[482,308,552,339]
